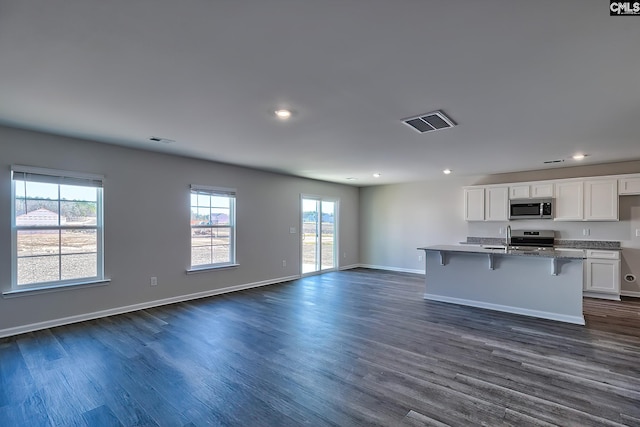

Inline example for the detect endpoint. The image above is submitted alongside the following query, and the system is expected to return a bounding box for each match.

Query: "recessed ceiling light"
[443,169,452,175]
[345,177,357,181]
[274,109,292,119]
[572,154,586,160]
[373,173,381,178]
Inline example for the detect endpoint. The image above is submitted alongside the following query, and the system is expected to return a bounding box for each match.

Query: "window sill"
[187,264,240,275]
[2,278,111,298]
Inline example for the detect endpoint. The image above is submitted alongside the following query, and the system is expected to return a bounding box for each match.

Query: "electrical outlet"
[583,228,590,236]
[289,227,296,234]
[636,228,640,237]
[418,255,423,262]
[150,277,158,286]
[282,260,286,267]
[343,252,347,258]
[499,227,504,235]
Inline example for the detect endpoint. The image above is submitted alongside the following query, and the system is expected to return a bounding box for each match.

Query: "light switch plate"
[636,228,640,237]
[289,227,296,234]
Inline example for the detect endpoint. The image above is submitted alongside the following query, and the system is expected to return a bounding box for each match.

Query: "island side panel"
[423,250,584,324]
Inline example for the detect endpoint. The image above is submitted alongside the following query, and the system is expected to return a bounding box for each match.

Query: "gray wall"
[0,126,359,331]
[360,176,478,272]
[360,163,640,294]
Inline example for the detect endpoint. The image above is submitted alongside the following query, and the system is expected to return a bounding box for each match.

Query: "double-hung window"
[11,165,105,289]
[190,185,236,269]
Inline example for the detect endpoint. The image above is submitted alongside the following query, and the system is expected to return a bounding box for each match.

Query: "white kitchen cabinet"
[509,185,530,199]
[509,182,553,199]
[584,250,620,298]
[554,181,584,221]
[464,188,485,221]
[485,187,509,221]
[619,175,640,195]
[584,179,618,221]
[555,179,618,221]
[531,183,554,198]
[465,173,628,222]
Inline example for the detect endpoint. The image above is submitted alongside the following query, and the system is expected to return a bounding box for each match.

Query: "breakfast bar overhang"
[417,245,587,325]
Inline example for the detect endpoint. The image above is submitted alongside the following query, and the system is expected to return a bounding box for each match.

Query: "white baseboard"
[359,263,424,275]
[621,290,640,298]
[338,264,361,271]
[0,275,301,339]
[583,291,621,301]
[423,293,586,325]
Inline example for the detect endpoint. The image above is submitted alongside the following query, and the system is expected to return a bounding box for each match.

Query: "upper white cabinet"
[466,173,630,222]
[509,182,554,199]
[509,185,530,199]
[464,188,485,221]
[584,179,618,221]
[554,179,618,221]
[485,187,509,221]
[531,183,554,198]
[464,186,508,221]
[554,181,584,221]
[619,175,640,195]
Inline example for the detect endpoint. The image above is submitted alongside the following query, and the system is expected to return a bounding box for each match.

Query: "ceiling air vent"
[149,136,175,144]
[403,110,456,133]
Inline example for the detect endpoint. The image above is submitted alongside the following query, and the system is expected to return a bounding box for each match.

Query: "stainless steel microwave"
[509,198,553,219]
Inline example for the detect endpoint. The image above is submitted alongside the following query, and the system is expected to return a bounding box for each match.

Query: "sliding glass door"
[302,196,337,275]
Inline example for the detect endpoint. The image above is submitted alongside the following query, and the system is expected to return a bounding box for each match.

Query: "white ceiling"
[1,1,639,186]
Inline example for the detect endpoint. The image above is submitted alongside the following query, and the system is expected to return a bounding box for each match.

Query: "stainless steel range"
[509,229,555,251]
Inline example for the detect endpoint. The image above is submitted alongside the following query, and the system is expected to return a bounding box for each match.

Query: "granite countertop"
[418,244,586,259]
[463,237,621,251]
[555,240,621,250]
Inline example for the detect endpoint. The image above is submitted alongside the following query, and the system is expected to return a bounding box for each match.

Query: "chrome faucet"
[506,225,511,247]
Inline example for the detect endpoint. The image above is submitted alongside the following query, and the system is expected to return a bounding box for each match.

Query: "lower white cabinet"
[584,250,620,299]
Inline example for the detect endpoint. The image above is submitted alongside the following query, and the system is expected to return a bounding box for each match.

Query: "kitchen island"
[417,245,587,325]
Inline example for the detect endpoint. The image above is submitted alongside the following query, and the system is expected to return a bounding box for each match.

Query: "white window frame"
[188,185,237,272]
[9,165,106,293]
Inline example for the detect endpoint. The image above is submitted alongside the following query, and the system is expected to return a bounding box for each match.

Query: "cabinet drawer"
[586,250,620,260]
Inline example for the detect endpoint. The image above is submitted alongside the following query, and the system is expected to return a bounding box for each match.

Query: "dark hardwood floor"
[1,268,640,426]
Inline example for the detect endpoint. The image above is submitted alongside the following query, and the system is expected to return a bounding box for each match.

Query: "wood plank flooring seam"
[401,409,452,427]
[455,373,630,427]
[520,362,640,396]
